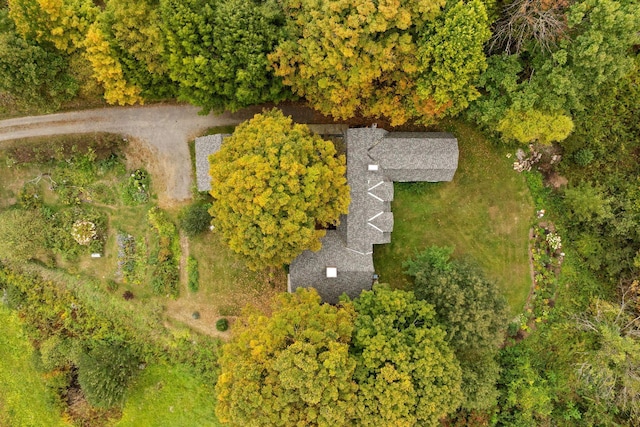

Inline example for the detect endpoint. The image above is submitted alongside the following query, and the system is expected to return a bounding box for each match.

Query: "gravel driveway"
[0,103,330,204]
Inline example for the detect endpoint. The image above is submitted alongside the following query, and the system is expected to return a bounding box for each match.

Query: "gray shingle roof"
[369,132,459,182]
[289,231,374,304]
[340,128,388,254]
[289,127,459,304]
[195,134,228,192]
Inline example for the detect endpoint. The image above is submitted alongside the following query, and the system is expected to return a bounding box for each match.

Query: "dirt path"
[0,102,326,206]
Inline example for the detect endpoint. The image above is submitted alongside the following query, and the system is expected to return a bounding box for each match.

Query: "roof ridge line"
[367,222,384,233]
[368,180,385,191]
[368,211,384,222]
[367,191,383,202]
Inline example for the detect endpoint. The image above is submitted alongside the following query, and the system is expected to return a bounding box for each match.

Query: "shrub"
[151,261,179,297]
[0,209,49,264]
[147,207,176,238]
[38,336,74,371]
[46,208,107,260]
[122,291,134,300]
[121,169,150,205]
[77,341,139,408]
[187,256,199,292]
[148,207,179,296]
[216,318,229,332]
[71,220,97,246]
[19,182,43,210]
[106,280,119,292]
[574,148,595,166]
[180,203,212,237]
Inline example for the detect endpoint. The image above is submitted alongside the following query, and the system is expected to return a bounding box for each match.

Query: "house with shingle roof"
[195,127,458,304]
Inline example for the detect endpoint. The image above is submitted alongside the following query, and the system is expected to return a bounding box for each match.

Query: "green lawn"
[373,120,534,315]
[182,231,287,316]
[115,364,220,427]
[0,306,69,427]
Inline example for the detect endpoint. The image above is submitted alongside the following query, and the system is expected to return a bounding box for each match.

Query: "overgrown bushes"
[147,207,179,297]
[77,340,139,408]
[179,202,211,237]
[187,256,199,292]
[0,264,222,415]
[121,168,150,205]
[5,134,126,166]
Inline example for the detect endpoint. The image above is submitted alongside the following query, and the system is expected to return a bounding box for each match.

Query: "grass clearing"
[164,231,286,336]
[373,120,534,315]
[115,364,220,427]
[0,306,70,427]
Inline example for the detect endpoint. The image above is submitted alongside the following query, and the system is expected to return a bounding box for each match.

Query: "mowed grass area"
[373,120,533,315]
[164,223,287,336]
[115,364,220,427]
[0,306,70,427]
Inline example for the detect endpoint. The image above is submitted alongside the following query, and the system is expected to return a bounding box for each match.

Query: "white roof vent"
[326,267,337,278]
[368,164,379,171]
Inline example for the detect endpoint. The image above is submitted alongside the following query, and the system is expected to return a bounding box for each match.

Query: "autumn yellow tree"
[216,288,358,426]
[8,0,97,52]
[497,108,574,145]
[269,0,490,125]
[83,23,143,105]
[98,0,175,98]
[208,109,350,270]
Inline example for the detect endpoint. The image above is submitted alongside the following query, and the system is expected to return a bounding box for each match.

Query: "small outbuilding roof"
[195,134,228,192]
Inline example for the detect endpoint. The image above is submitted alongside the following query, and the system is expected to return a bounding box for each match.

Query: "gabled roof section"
[195,134,229,192]
[369,132,459,182]
[337,128,388,254]
[289,231,375,304]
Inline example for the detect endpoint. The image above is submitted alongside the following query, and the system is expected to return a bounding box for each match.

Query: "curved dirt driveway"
[0,103,323,206]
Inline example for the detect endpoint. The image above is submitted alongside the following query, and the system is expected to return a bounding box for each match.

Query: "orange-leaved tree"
[208,109,350,270]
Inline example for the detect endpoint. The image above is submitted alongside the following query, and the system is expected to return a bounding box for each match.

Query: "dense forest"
[1,0,640,425]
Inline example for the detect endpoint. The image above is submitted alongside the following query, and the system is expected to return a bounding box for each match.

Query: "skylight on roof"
[368,164,379,171]
[326,267,337,278]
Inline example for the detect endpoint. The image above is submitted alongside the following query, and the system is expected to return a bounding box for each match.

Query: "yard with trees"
[1,0,640,424]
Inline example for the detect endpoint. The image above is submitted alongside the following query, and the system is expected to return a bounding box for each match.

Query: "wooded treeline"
[3,0,636,130]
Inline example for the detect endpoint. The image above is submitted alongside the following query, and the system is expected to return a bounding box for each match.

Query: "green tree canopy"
[416,0,491,117]
[0,209,49,265]
[94,0,176,100]
[573,298,640,423]
[0,10,77,108]
[404,247,508,410]
[470,0,640,130]
[208,109,349,270]
[160,0,290,113]
[496,346,554,426]
[215,288,358,426]
[270,0,490,125]
[350,285,463,425]
[77,340,139,408]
